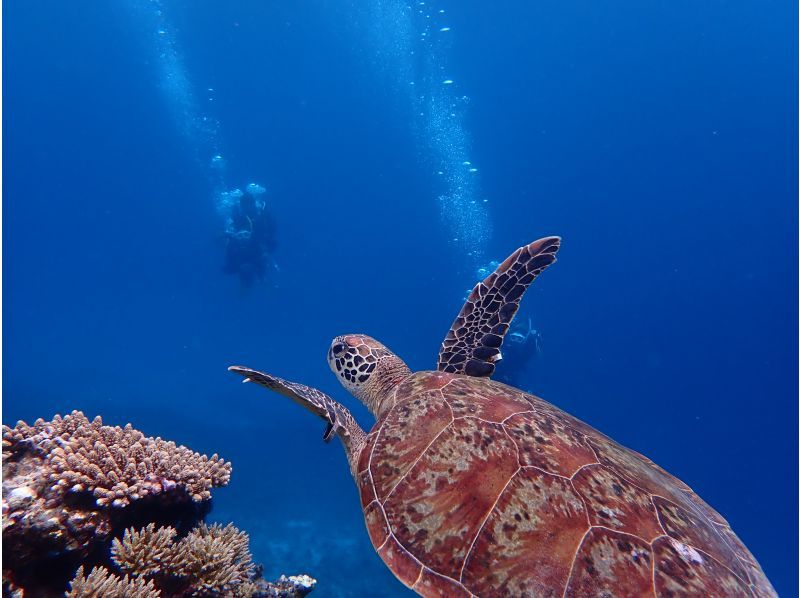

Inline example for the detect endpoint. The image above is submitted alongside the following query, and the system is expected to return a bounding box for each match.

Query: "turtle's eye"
[332,343,347,357]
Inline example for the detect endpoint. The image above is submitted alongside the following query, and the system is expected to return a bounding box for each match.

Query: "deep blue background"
[5,1,797,596]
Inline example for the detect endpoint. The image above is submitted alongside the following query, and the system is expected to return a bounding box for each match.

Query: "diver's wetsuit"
[224,190,276,287]
[494,318,541,386]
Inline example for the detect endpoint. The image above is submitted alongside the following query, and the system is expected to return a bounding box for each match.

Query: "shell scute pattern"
[571,464,663,542]
[364,500,390,549]
[378,535,423,588]
[586,433,690,506]
[384,415,519,580]
[358,469,375,507]
[564,527,655,597]
[359,372,774,597]
[440,377,531,423]
[714,524,775,593]
[504,411,596,477]
[370,391,453,499]
[415,568,473,597]
[461,467,588,596]
[652,536,750,596]
[652,496,748,582]
[520,391,600,438]
[357,429,379,507]
[393,371,452,398]
[358,426,378,475]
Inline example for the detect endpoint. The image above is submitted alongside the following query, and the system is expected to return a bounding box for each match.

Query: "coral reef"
[66,566,316,598]
[252,574,317,598]
[112,522,253,596]
[111,523,180,579]
[65,522,316,597]
[2,411,315,597]
[3,411,231,507]
[67,566,161,598]
[2,411,231,594]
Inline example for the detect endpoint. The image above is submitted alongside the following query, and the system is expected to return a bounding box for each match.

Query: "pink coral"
[4,410,231,507]
[2,411,232,595]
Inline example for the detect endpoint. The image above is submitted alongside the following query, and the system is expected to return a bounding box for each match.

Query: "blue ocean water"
[4,1,797,596]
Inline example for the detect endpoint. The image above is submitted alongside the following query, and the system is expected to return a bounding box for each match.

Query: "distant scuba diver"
[494,316,542,386]
[223,184,277,288]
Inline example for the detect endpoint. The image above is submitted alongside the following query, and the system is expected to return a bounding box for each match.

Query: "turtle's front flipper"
[228,366,366,476]
[437,236,561,378]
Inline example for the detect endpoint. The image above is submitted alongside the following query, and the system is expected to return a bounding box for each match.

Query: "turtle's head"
[327,334,412,418]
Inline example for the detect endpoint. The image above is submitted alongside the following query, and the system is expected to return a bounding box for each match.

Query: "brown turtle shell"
[357,372,775,597]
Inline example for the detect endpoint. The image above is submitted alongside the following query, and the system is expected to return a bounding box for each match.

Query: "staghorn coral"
[67,565,161,598]
[4,410,231,507]
[174,523,253,595]
[113,522,254,596]
[109,522,316,596]
[111,522,179,578]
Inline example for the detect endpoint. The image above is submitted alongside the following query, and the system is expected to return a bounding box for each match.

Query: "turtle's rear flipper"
[228,366,366,474]
[437,236,561,378]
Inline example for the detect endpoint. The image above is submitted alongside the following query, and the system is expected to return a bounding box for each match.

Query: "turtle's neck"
[363,356,412,419]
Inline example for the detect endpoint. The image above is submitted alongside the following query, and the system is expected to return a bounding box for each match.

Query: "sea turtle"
[230,237,775,597]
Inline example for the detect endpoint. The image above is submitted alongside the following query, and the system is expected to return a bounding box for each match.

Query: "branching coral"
[4,410,231,507]
[113,522,254,596]
[176,523,253,594]
[2,411,232,595]
[67,565,161,598]
[112,522,179,578]
[83,521,314,597]
[3,410,316,597]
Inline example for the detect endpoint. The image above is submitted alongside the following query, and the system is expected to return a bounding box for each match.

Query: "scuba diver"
[494,317,542,387]
[222,184,277,288]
